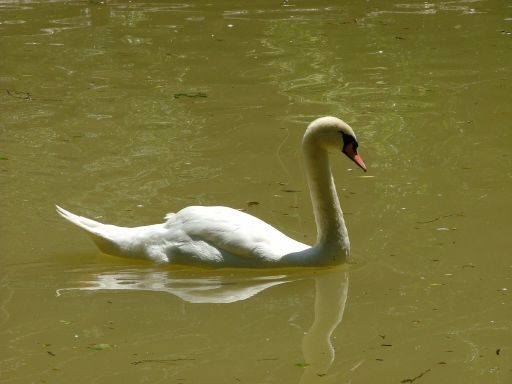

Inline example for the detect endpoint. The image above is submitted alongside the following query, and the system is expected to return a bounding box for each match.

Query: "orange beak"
[343,144,367,172]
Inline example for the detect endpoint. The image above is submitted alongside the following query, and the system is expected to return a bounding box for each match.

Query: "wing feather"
[164,206,308,261]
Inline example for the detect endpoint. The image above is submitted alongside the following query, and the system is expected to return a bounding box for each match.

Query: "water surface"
[1,1,511,383]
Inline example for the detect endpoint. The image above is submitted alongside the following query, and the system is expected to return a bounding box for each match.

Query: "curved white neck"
[302,136,350,262]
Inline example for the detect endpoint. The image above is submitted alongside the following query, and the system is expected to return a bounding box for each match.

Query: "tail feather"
[56,205,104,231]
[56,205,122,255]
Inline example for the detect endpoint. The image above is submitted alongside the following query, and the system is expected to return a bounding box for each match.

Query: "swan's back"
[162,206,309,266]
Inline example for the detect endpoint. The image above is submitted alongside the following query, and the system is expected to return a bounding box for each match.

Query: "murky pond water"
[1,1,511,383]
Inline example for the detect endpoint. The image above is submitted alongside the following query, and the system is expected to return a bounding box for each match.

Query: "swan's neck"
[303,138,350,262]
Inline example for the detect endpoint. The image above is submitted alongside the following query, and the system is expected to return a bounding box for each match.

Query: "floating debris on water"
[174,92,207,99]
[401,368,431,383]
[89,343,113,351]
[6,88,31,100]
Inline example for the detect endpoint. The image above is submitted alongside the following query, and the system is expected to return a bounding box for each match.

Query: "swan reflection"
[56,268,297,303]
[57,266,349,380]
[300,268,349,382]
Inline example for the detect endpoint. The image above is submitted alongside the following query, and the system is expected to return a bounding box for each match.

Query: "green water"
[1,1,511,383]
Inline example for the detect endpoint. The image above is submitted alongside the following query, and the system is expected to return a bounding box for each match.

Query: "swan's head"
[305,116,367,172]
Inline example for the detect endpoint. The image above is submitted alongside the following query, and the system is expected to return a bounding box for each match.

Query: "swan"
[56,116,367,267]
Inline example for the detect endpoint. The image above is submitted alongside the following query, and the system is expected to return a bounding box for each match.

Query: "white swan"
[56,116,367,267]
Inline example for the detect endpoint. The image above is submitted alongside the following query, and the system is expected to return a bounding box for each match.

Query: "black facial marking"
[341,132,358,152]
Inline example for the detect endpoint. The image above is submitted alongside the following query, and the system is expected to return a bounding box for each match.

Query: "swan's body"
[57,116,367,267]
